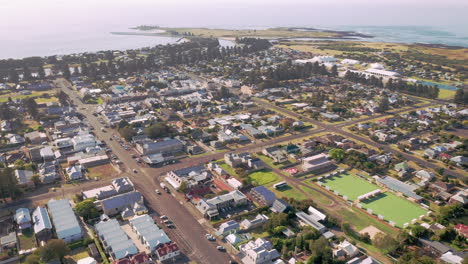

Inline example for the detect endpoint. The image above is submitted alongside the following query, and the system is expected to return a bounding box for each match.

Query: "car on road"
[155,189,161,195]
[162,220,171,224]
[132,169,138,173]
[131,154,136,158]
[206,234,216,241]
[124,146,130,150]
[136,158,142,163]
[216,246,226,251]
[160,215,167,219]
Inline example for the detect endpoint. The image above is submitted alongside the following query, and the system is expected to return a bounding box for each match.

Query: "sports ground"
[320,173,427,227]
[362,192,427,227]
[321,173,378,201]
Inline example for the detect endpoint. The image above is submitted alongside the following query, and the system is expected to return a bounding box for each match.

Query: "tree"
[145,123,171,139]
[24,98,39,118]
[38,66,46,79]
[329,148,346,162]
[308,237,333,264]
[378,96,389,113]
[373,233,398,254]
[74,199,99,220]
[454,89,464,104]
[40,239,70,261]
[119,126,136,141]
[331,65,338,77]
[24,254,40,264]
[178,181,188,193]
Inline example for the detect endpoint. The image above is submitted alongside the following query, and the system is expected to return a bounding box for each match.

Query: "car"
[133,169,138,173]
[216,246,226,251]
[229,261,238,264]
[131,154,137,158]
[206,235,216,241]
[136,158,142,163]
[124,146,130,150]
[160,215,167,219]
[166,224,174,228]
[162,220,171,224]
[155,189,161,195]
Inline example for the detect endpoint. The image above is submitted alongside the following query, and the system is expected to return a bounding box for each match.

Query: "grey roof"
[112,177,134,193]
[373,176,423,200]
[95,219,138,260]
[0,232,17,246]
[47,199,82,241]
[171,165,206,177]
[270,199,290,213]
[32,206,52,233]
[129,214,170,251]
[296,211,326,233]
[252,186,277,203]
[15,208,31,225]
[101,191,143,213]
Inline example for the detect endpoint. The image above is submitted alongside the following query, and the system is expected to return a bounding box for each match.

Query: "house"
[450,190,467,205]
[216,220,239,236]
[296,211,327,233]
[346,256,379,264]
[135,139,183,156]
[431,181,455,193]
[454,224,468,238]
[47,199,83,243]
[302,153,333,173]
[95,219,138,260]
[71,133,99,152]
[66,165,83,180]
[425,148,440,159]
[238,238,280,264]
[112,177,134,194]
[251,186,277,206]
[450,156,468,167]
[0,232,17,249]
[419,238,452,256]
[40,147,55,161]
[32,206,53,241]
[39,161,59,183]
[100,191,145,216]
[270,199,290,213]
[240,214,269,230]
[196,190,248,219]
[415,170,435,181]
[15,170,35,188]
[129,214,171,253]
[79,155,110,168]
[440,252,464,264]
[224,152,265,171]
[166,165,212,190]
[155,242,180,262]
[15,208,32,230]
[334,240,359,259]
[25,131,48,145]
[368,154,392,165]
[5,133,25,145]
[263,146,288,163]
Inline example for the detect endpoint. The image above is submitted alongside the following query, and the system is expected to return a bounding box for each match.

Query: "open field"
[248,169,280,186]
[269,185,307,201]
[87,164,117,180]
[0,90,55,103]
[321,173,379,201]
[161,27,338,39]
[362,192,427,227]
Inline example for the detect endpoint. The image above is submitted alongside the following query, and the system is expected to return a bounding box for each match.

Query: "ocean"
[0,1,467,59]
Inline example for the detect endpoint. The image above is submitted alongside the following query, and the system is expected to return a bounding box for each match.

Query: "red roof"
[131,252,149,264]
[213,178,233,192]
[454,224,468,238]
[438,153,452,159]
[156,242,180,257]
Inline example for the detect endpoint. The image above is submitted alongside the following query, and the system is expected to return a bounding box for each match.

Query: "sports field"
[249,169,280,186]
[362,192,427,227]
[321,173,379,201]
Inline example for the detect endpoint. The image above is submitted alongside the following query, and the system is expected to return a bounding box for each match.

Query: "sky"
[0,0,467,28]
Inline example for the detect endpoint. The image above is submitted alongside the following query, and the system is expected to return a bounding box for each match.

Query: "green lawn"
[321,173,379,201]
[18,229,36,250]
[219,162,238,177]
[249,169,280,186]
[270,185,307,201]
[362,192,427,227]
[438,89,456,99]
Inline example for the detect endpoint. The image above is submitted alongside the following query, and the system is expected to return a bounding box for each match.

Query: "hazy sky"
[1,0,467,28]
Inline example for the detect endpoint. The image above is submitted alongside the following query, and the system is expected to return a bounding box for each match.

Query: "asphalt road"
[253,98,467,180]
[56,79,235,264]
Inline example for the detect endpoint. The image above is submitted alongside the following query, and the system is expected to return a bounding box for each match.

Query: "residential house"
[270,199,290,213]
[15,170,35,188]
[450,156,468,167]
[251,186,277,206]
[334,240,359,259]
[24,131,48,145]
[166,165,212,190]
[32,206,53,241]
[238,238,280,264]
[128,214,171,253]
[216,220,240,236]
[100,191,145,216]
[240,214,269,230]
[196,190,248,219]
[431,181,455,193]
[224,152,265,171]
[263,147,288,163]
[15,208,32,230]
[155,242,180,262]
[66,165,83,180]
[449,190,467,205]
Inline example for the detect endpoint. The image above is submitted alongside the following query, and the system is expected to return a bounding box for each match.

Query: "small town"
[0,13,467,264]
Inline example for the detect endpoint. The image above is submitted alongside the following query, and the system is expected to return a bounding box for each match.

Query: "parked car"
[216,246,226,251]
[155,189,161,195]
